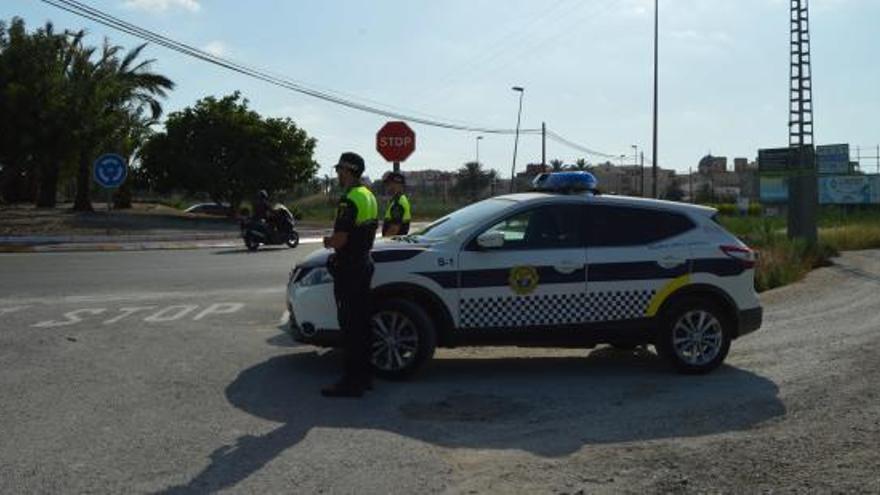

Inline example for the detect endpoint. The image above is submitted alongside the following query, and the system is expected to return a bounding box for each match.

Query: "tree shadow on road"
[160,347,784,493]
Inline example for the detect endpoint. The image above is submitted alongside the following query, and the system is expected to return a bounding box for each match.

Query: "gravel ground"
[430,250,880,494]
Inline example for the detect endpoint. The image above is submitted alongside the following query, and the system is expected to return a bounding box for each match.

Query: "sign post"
[93,153,128,233]
[376,121,416,173]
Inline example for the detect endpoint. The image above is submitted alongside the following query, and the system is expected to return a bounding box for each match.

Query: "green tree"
[0,18,77,206]
[454,161,495,201]
[139,92,318,212]
[550,159,565,172]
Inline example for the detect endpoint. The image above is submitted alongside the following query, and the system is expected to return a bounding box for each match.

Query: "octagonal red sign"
[376,121,416,162]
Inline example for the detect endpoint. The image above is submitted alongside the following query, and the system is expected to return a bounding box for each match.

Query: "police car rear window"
[584,205,695,247]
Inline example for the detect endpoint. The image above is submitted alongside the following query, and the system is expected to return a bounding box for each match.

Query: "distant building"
[698,154,727,174]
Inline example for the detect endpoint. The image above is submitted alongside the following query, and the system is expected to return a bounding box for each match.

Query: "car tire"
[286,231,300,248]
[370,298,436,381]
[656,297,732,374]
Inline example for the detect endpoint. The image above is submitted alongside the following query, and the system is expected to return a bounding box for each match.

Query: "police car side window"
[584,205,694,247]
[482,205,583,250]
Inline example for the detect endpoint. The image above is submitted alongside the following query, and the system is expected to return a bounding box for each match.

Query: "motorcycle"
[241,205,300,251]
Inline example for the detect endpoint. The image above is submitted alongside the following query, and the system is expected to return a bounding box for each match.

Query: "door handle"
[657,256,686,269]
[554,261,582,274]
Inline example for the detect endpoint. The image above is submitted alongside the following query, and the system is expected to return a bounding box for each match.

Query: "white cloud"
[122,0,201,13]
[202,41,227,57]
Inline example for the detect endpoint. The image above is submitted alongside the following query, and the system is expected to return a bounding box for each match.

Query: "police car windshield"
[415,198,516,240]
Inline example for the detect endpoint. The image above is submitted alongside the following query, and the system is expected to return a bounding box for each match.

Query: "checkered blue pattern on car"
[460,289,656,329]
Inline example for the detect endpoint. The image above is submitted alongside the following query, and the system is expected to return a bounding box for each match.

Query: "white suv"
[286,189,762,378]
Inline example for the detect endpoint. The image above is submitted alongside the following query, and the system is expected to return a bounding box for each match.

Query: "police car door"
[456,204,587,331]
[583,204,695,325]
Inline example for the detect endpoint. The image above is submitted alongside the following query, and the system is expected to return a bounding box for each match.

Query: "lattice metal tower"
[789,0,813,148]
[787,0,818,243]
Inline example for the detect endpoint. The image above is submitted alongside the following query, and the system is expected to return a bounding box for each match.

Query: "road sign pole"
[393,161,400,173]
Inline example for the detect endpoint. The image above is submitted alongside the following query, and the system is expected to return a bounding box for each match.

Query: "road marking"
[143,305,199,322]
[193,303,244,320]
[0,287,282,306]
[0,306,30,318]
[32,308,107,328]
[102,306,157,325]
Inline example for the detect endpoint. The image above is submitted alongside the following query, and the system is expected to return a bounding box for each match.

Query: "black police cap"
[335,152,365,176]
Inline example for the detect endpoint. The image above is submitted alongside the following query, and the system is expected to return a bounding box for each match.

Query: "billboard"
[816,144,850,175]
[818,175,880,204]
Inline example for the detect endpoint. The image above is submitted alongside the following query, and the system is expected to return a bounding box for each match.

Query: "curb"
[0,236,327,254]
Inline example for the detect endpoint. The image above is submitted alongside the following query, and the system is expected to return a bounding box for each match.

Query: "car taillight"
[720,245,757,269]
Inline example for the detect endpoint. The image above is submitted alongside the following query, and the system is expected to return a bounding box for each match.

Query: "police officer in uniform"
[322,152,378,398]
[381,171,411,237]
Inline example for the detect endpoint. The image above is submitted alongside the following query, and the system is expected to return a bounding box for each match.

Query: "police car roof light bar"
[531,171,599,194]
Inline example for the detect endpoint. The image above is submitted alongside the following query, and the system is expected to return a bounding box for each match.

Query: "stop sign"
[376,121,416,162]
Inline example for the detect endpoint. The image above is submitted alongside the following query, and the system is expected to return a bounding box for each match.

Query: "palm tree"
[572,158,589,171]
[550,159,565,172]
[70,38,173,211]
[455,161,495,201]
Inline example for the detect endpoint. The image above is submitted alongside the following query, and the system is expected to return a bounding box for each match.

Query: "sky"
[6,0,880,180]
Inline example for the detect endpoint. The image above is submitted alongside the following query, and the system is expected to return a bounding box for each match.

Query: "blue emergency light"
[531,171,599,194]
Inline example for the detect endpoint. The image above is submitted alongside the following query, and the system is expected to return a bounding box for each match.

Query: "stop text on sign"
[378,136,414,148]
[376,121,416,162]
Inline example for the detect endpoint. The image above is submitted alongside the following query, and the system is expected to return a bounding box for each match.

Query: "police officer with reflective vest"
[381,171,411,237]
[322,152,378,398]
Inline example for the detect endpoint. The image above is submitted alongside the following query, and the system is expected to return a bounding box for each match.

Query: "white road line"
[0,287,284,306]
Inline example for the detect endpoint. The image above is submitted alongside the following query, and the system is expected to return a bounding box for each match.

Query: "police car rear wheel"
[370,299,436,380]
[658,299,731,374]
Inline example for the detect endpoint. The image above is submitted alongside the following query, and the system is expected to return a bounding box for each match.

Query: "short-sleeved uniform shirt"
[382,193,411,236]
[333,185,378,267]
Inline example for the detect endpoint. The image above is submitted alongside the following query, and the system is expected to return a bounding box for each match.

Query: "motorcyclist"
[252,190,272,223]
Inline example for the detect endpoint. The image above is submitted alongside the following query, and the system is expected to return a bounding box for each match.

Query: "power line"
[39,0,621,157]
[40,0,544,135]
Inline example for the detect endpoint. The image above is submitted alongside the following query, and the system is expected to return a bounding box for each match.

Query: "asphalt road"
[1,247,878,493]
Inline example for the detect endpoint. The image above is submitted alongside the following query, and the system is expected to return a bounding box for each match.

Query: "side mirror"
[476,231,505,249]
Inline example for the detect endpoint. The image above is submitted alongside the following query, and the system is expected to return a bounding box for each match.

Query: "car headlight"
[296,266,333,287]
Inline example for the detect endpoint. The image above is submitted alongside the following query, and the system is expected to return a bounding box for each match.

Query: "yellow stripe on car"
[645,274,691,317]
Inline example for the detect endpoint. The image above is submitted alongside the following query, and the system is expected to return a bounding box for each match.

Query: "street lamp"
[632,144,642,196]
[510,86,524,193]
[475,136,483,165]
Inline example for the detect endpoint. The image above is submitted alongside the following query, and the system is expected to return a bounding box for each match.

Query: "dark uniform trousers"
[333,261,374,383]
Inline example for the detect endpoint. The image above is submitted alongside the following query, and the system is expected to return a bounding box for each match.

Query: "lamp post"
[475,136,483,165]
[510,86,524,193]
[651,0,659,198]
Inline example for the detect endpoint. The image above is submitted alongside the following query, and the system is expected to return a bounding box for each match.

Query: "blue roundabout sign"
[93,154,128,188]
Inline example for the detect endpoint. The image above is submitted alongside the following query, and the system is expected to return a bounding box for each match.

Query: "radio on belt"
[531,171,599,194]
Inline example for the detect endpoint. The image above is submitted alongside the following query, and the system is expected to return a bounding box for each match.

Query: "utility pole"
[640,152,645,197]
[510,86,524,193]
[788,0,817,244]
[651,0,659,199]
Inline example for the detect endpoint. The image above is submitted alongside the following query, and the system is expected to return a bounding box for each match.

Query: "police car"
[286,172,762,378]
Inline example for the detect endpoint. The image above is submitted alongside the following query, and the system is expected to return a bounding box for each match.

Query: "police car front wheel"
[657,298,732,374]
[370,298,436,380]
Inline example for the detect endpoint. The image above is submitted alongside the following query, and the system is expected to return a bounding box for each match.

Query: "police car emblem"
[509,266,539,295]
